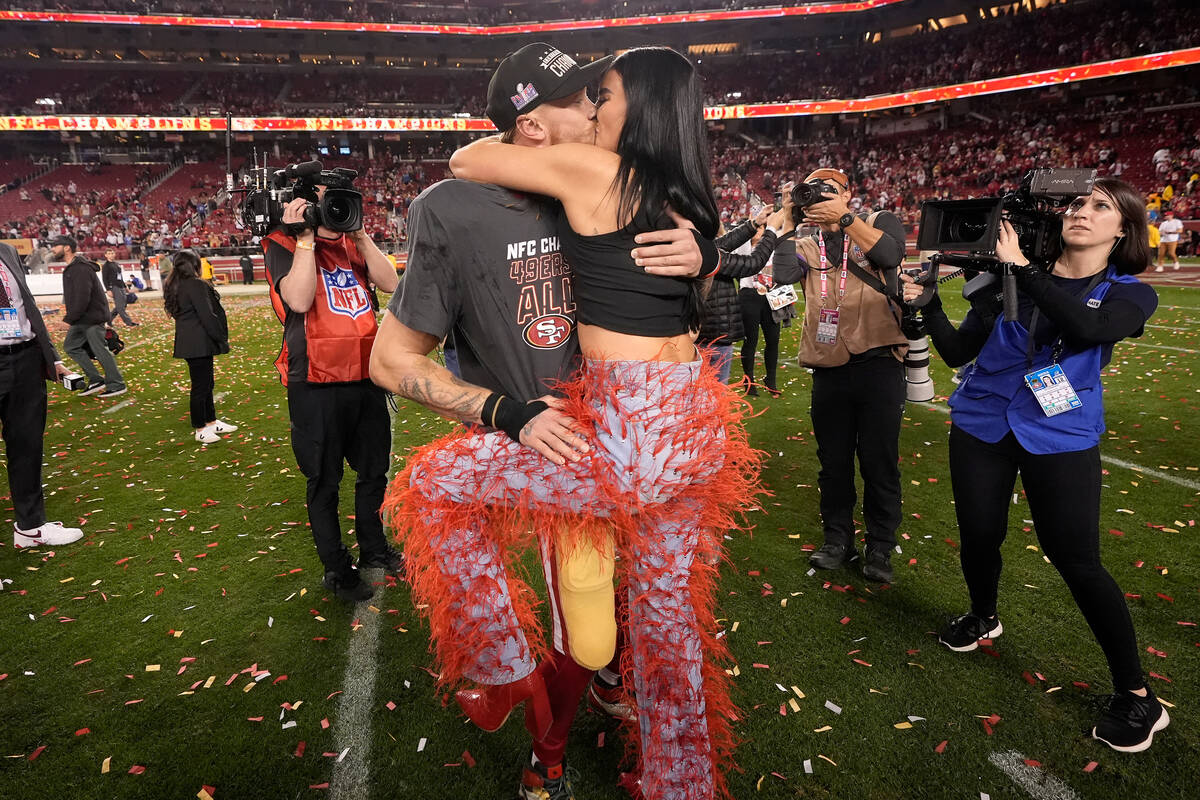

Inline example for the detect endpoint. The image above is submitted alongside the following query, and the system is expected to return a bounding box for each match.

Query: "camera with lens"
[915,168,1096,321]
[790,179,845,210]
[240,159,364,238]
[917,168,1096,270]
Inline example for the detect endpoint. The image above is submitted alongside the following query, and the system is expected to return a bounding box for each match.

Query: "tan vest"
[796,215,908,368]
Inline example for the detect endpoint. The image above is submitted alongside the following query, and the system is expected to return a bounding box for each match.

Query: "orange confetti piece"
[129,765,146,775]
[462,750,476,768]
[29,745,46,761]
[75,728,90,736]
[1083,761,1098,773]
[294,742,306,758]
[934,740,948,753]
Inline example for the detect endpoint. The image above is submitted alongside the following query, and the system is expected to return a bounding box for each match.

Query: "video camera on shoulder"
[915,168,1096,321]
[239,159,363,238]
[917,168,1095,271]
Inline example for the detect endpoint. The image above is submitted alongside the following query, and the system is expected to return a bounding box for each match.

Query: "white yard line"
[120,330,173,352]
[988,750,1080,800]
[1119,341,1198,354]
[915,402,1200,491]
[328,570,384,800]
[102,398,134,414]
[329,404,399,800]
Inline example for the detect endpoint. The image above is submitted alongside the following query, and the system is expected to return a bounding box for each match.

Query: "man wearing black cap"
[55,235,126,398]
[0,241,85,547]
[370,41,710,800]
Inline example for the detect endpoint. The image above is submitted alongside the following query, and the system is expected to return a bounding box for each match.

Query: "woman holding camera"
[902,177,1166,752]
[163,249,236,444]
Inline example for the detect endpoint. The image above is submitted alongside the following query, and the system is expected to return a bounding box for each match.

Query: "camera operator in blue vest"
[901,177,1167,753]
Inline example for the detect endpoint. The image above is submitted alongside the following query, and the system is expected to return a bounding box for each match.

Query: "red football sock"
[532,649,594,766]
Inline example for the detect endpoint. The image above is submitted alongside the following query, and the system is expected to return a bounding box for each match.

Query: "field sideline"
[0,273,1197,800]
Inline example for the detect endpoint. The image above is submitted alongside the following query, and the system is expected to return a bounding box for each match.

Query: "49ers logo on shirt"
[322,267,371,319]
[523,314,572,349]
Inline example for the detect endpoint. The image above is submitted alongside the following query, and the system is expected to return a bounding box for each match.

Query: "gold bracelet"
[295,240,315,251]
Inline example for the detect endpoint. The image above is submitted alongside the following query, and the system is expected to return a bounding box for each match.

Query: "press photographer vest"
[265,231,378,386]
[796,213,907,368]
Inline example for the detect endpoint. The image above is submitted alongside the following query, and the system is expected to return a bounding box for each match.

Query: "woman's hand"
[995,220,1030,266]
[765,203,793,234]
[753,206,771,227]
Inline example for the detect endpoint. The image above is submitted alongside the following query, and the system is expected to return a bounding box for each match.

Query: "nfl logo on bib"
[323,267,371,318]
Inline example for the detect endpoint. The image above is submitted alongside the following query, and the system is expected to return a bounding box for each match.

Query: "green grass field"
[1,274,1197,800]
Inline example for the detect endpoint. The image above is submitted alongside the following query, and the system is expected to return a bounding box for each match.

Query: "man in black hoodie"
[55,235,126,398]
[102,247,138,327]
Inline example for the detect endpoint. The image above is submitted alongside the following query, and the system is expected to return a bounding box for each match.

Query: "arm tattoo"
[395,372,486,423]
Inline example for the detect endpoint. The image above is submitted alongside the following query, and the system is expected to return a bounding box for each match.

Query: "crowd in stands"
[6,0,1195,118]
[4,88,1196,264]
[699,0,1197,104]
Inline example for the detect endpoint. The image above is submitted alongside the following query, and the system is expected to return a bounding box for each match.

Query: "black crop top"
[557,205,701,336]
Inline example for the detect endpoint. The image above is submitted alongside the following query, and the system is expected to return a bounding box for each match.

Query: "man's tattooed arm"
[393,369,489,424]
[369,315,491,425]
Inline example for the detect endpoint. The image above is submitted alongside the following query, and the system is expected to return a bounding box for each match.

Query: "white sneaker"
[15,521,84,547]
[211,419,238,433]
[195,426,221,444]
[1155,265,1163,272]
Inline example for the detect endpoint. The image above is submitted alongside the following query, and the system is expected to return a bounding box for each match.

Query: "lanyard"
[818,234,851,303]
[1024,269,1109,369]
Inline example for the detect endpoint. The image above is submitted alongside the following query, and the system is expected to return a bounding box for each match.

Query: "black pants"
[949,425,1144,691]
[810,356,905,550]
[242,268,254,285]
[186,356,215,428]
[287,380,391,574]
[0,343,48,529]
[739,289,780,388]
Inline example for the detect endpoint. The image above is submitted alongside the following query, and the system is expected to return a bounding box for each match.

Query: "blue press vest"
[948,267,1140,455]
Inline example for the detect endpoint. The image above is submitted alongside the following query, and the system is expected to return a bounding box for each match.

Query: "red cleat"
[454,670,552,739]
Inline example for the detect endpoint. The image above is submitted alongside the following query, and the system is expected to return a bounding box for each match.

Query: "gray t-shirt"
[388,180,580,402]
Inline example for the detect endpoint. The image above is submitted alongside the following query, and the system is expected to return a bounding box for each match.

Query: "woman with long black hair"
[163,250,235,444]
[386,46,760,800]
[902,177,1168,752]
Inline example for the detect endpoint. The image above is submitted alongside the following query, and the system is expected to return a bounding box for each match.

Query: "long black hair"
[163,249,218,318]
[608,47,719,240]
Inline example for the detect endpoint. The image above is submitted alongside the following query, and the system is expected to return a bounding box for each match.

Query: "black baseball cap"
[486,43,612,131]
[48,234,77,250]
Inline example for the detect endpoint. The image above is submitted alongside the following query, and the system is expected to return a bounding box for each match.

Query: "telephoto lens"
[904,335,935,402]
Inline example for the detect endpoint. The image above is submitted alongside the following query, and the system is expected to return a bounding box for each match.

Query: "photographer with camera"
[794,169,908,584]
[263,171,401,604]
[901,177,1167,753]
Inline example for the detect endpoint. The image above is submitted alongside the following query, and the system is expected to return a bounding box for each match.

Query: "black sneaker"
[323,567,374,603]
[808,542,853,570]
[99,386,127,398]
[359,545,404,577]
[519,758,578,800]
[862,548,894,583]
[80,381,105,396]
[1093,688,1170,753]
[938,612,1003,652]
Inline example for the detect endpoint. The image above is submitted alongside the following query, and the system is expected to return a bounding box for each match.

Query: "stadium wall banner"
[1,237,33,255]
[0,2,908,35]
[1,48,1196,134]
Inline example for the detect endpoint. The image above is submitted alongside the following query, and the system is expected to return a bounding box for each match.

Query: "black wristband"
[692,229,720,279]
[486,393,550,442]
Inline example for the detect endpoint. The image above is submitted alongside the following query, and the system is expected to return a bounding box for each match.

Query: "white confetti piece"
[824,700,842,715]
[803,759,813,774]
[417,737,427,752]
[268,616,274,628]
[282,721,296,730]
[141,615,153,623]
[336,747,349,763]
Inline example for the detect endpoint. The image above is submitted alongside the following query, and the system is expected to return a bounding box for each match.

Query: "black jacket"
[0,243,61,379]
[172,278,230,359]
[698,221,764,345]
[62,256,110,326]
[101,259,123,290]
